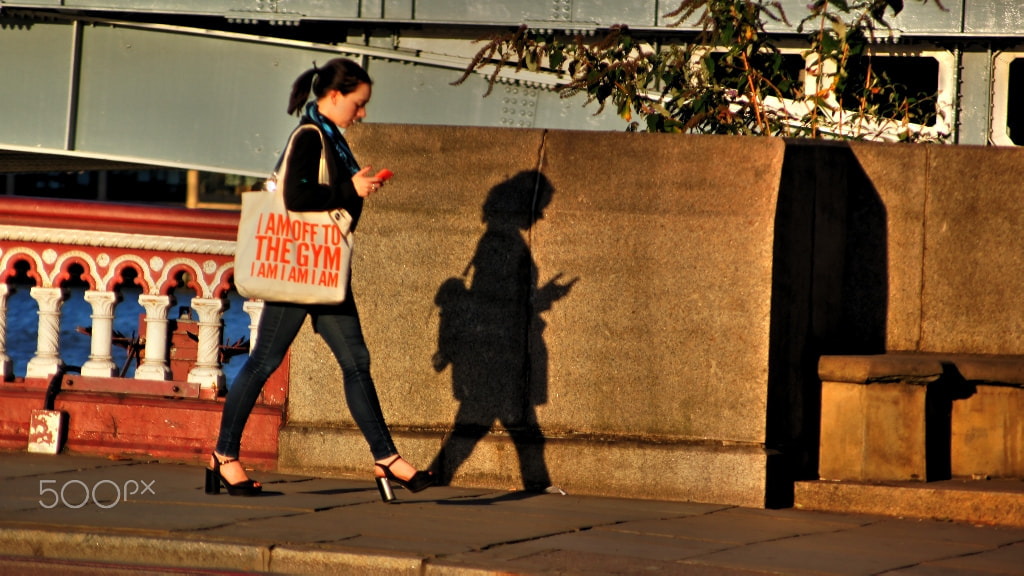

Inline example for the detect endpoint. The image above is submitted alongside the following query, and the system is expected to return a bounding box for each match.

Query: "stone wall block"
[952,384,1024,477]
[820,380,930,482]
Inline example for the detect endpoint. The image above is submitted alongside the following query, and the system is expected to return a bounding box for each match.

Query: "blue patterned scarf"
[303,101,360,177]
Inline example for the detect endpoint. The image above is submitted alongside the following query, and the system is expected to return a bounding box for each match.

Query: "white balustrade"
[25,287,67,379]
[0,285,250,387]
[135,294,174,381]
[243,300,264,352]
[187,297,226,390]
[81,290,118,377]
[0,283,12,380]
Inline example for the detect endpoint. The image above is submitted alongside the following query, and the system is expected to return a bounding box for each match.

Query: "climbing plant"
[453,0,946,141]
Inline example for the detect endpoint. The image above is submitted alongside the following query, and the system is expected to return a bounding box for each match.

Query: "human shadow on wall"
[766,142,889,507]
[428,170,577,492]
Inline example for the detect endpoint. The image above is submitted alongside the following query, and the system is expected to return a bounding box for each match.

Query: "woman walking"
[207,58,433,502]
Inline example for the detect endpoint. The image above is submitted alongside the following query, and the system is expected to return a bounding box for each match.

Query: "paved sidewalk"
[1,452,1023,575]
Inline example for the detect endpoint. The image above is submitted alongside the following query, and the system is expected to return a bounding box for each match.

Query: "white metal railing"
[0,200,259,394]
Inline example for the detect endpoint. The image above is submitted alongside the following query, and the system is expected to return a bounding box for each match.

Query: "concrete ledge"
[278,424,775,507]
[794,478,1024,527]
[0,528,272,572]
[0,528,431,576]
[270,546,423,576]
[943,354,1024,385]
[424,564,511,576]
[819,353,1024,385]
[818,353,1024,481]
[818,354,944,384]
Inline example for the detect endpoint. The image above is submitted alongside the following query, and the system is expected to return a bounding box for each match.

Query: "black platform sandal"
[205,453,262,497]
[374,456,434,502]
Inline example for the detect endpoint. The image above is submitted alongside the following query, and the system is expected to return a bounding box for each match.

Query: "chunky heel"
[204,466,220,495]
[376,477,395,503]
[374,456,433,503]
[206,452,262,497]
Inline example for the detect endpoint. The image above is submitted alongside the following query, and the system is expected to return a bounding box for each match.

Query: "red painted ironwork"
[0,198,238,296]
[0,196,239,241]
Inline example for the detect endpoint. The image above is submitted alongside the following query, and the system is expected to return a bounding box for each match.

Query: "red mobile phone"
[374,169,394,182]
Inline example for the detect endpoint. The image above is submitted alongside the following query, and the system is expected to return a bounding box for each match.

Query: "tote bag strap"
[269,124,352,234]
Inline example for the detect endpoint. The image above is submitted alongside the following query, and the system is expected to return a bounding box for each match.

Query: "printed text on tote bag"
[251,212,347,288]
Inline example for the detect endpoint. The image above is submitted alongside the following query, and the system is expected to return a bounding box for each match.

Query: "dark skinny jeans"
[215,298,397,461]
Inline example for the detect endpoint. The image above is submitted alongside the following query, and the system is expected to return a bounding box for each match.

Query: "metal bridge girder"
[0,12,624,176]
[2,1,1024,175]
[10,0,1021,32]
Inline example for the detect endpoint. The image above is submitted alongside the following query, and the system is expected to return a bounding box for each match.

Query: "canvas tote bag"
[234,125,353,304]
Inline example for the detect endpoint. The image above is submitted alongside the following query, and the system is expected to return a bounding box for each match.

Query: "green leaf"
[549,49,565,70]
[871,0,904,19]
[820,33,841,55]
[721,23,735,46]
[525,51,538,72]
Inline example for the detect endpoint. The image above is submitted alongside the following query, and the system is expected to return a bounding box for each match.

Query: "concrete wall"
[277,125,796,508]
[846,143,1024,355]
[274,127,1024,506]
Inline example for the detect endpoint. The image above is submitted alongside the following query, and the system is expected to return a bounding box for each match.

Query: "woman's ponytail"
[287,67,318,116]
[286,58,372,116]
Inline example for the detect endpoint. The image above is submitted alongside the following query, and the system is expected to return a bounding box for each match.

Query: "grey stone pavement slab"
[0,452,1023,575]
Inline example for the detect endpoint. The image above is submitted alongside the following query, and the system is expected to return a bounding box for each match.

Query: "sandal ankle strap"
[375,455,401,469]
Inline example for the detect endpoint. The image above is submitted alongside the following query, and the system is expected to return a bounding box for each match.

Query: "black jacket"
[280,121,364,230]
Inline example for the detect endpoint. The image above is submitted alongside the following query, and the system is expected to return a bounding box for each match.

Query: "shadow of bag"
[234,124,353,304]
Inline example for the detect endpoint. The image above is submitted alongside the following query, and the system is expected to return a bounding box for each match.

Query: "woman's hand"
[353,166,384,197]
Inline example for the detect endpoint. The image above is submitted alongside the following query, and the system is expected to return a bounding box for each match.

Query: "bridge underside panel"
[73,24,358,175]
[411,0,661,27]
[0,15,624,175]
[3,0,665,27]
[0,149,152,173]
[369,59,622,131]
[0,20,75,151]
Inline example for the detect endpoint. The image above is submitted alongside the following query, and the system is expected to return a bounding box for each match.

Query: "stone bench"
[818,353,1024,482]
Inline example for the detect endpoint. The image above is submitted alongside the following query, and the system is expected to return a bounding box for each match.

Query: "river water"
[5,284,250,383]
